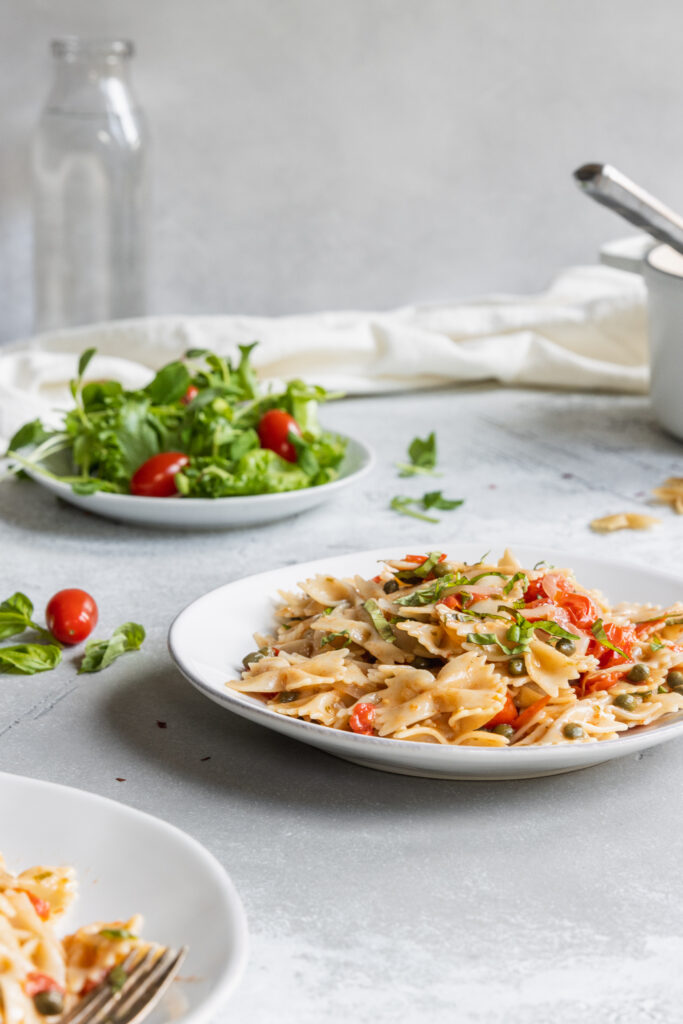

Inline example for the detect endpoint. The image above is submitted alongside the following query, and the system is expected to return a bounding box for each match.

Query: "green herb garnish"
[79,622,146,674]
[503,572,528,596]
[421,490,463,511]
[389,496,439,523]
[0,644,62,674]
[396,432,440,477]
[650,636,665,651]
[363,600,395,643]
[100,928,136,941]
[0,592,52,643]
[591,619,628,660]
[108,965,128,992]
[320,631,351,648]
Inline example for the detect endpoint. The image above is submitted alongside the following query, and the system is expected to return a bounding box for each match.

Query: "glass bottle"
[32,37,148,333]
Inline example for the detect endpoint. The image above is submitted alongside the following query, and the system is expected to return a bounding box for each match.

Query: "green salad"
[6,345,348,498]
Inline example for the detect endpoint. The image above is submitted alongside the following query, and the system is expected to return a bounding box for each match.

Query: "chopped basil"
[100,928,136,940]
[467,632,500,648]
[397,432,439,477]
[108,966,128,992]
[650,636,665,651]
[533,620,579,642]
[591,619,628,660]
[422,491,463,511]
[412,552,444,578]
[394,575,458,607]
[503,572,528,596]
[363,600,396,643]
[320,631,351,648]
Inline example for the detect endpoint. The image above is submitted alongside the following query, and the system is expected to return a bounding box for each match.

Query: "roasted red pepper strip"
[511,696,550,731]
[19,890,50,921]
[486,693,517,728]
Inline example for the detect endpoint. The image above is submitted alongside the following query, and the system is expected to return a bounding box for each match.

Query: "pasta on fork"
[228,550,683,746]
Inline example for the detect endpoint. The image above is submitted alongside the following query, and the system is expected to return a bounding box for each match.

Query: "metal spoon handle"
[574,162,683,258]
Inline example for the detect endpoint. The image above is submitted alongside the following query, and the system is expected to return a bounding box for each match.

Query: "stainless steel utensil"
[573,163,683,257]
[60,945,188,1024]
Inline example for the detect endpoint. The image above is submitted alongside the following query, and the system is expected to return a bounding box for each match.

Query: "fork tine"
[110,946,187,1024]
[59,948,161,1024]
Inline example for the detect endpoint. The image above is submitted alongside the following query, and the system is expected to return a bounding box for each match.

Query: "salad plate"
[168,544,683,780]
[21,434,373,528]
[0,772,249,1022]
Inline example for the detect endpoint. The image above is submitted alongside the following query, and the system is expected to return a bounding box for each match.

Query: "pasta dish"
[0,856,151,1021]
[228,550,683,746]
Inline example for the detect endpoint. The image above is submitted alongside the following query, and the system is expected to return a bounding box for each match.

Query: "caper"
[556,638,576,656]
[433,562,452,577]
[563,722,584,740]
[411,656,440,671]
[508,656,526,677]
[658,684,669,694]
[383,579,399,594]
[242,648,267,670]
[33,989,64,1016]
[492,723,515,739]
[278,691,299,703]
[667,670,683,689]
[613,692,638,711]
[627,663,650,683]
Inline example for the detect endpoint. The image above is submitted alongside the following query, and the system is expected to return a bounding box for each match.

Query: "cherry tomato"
[485,693,517,728]
[20,890,50,920]
[257,410,301,463]
[590,622,638,668]
[130,452,190,497]
[46,589,98,645]
[180,384,199,405]
[24,973,64,997]
[561,592,600,630]
[349,702,376,735]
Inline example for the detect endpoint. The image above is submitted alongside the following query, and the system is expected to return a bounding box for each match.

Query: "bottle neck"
[45,39,137,115]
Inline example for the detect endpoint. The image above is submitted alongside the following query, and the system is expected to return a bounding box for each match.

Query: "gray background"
[3,0,683,344]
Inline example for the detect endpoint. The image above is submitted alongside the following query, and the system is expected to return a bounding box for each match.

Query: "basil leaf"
[422,491,463,511]
[145,361,191,405]
[394,575,457,607]
[503,572,528,596]
[413,552,444,578]
[79,622,146,674]
[363,600,395,643]
[397,432,439,477]
[0,643,62,674]
[320,631,351,648]
[591,619,628,659]
[99,928,137,940]
[78,348,97,379]
[0,593,49,642]
[389,496,439,524]
[650,636,665,651]
[534,620,579,642]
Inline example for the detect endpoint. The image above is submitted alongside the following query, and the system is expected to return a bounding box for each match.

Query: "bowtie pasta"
[0,856,153,1022]
[227,550,683,746]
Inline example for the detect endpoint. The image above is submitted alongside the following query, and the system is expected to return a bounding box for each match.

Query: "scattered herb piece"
[79,622,145,674]
[396,432,439,477]
[421,491,463,511]
[503,572,528,596]
[650,636,665,652]
[0,593,52,643]
[394,575,459,607]
[0,643,62,674]
[320,631,352,648]
[100,928,136,941]
[591,619,628,660]
[108,965,128,992]
[412,552,444,578]
[390,496,439,523]
[363,600,395,643]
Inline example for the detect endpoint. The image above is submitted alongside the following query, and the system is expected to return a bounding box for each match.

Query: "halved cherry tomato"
[511,696,550,731]
[257,410,301,463]
[46,589,98,645]
[24,973,64,997]
[80,974,105,997]
[404,553,448,564]
[561,592,600,630]
[349,702,376,735]
[19,890,50,920]
[130,452,190,497]
[590,622,638,668]
[486,693,517,728]
[525,573,572,604]
[180,384,199,405]
[579,671,626,696]
[441,594,460,609]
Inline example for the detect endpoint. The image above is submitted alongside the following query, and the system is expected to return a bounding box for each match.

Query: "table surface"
[2,384,683,1024]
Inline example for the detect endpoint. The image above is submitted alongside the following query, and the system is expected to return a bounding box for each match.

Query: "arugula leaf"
[363,600,395,643]
[591,619,628,660]
[320,631,351,648]
[390,496,439,524]
[421,490,463,511]
[397,432,439,477]
[0,593,50,642]
[144,361,191,405]
[0,644,62,674]
[79,622,146,674]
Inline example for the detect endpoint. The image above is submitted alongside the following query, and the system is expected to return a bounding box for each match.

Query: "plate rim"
[168,543,683,767]
[0,770,249,1023]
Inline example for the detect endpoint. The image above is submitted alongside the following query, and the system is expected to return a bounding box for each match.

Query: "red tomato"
[404,553,448,564]
[525,573,571,604]
[24,973,64,997]
[46,589,98,645]
[257,410,301,463]
[580,670,626,695]
[20,890,50,920]
[130,452,190,497]
[486,693,517,728]
[180,384,199,405]
[561,592,599,630]
[349,702,376,735]
[591,623,638,668]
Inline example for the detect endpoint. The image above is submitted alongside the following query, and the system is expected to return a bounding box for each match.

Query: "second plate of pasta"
[169,545,683,779]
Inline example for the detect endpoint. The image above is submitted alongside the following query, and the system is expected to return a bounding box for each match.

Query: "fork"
[60,945,188,1024]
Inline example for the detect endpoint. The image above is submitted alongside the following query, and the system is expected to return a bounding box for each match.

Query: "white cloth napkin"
[0,264,647,445]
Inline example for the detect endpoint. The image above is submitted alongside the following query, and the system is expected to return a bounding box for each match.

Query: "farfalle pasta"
[227,550,683,746]
[0,856,152,1022]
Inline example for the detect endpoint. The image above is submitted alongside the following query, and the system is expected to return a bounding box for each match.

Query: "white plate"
[0,772,248,1022]
[168,544,683,780]
[23,435,373,529]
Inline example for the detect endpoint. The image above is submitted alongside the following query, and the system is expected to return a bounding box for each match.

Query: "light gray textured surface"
[4,0,683,342]
[1,385,683,1022]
